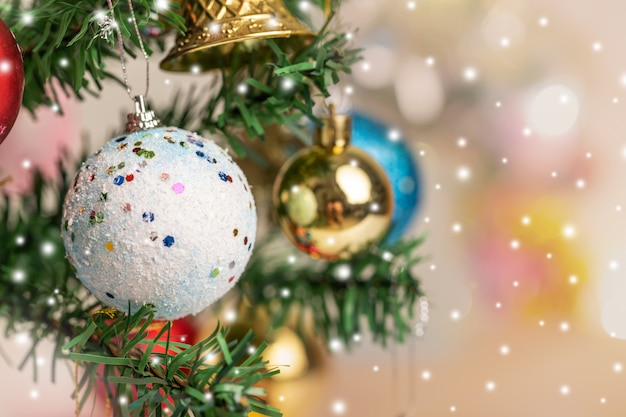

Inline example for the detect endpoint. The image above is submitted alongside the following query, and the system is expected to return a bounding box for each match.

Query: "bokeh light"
[527,85,580,137]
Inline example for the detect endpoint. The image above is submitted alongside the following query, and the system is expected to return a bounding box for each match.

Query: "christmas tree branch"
[1,0,184,113]
[0,164,280,417]
[4,0,360,156]
[206,27,361,153]
[237,233,426,350]
[66,306,281,417]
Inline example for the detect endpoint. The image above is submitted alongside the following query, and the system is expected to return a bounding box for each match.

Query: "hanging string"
[104,0,150,100]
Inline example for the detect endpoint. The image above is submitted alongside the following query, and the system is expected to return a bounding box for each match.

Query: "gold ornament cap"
[314,106,353,153]
[160,0,312,72]
[125,95,162,133]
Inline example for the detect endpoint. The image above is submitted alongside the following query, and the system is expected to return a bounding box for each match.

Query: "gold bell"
[160,0,312,72]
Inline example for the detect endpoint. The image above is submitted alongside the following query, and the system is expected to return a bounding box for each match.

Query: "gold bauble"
[263,327,310,381]
[272,112,393,260]
[160,0,312,72]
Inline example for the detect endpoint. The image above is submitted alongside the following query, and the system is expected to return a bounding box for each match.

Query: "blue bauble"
[351,112,422,243]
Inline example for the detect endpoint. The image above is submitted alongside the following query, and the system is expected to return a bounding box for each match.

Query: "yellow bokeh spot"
[468,189,589,320]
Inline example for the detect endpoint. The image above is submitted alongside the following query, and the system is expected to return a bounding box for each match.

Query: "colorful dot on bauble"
[163,235,175,247]
[172,183,184,194]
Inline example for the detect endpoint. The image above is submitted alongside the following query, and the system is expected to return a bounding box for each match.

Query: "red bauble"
[145,317,198,354]
[0,17,24,145]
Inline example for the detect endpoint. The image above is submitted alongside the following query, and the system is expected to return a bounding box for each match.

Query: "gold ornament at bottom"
[273,110,393,260]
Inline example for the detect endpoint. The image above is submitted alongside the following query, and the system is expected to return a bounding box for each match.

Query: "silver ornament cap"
[125,95,162,133]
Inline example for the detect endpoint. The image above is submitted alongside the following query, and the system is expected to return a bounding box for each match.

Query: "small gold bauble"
[273,114,393,260]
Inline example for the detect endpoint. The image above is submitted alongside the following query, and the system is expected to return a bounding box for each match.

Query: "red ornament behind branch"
[0,17,24,145]
[144,318,198,355]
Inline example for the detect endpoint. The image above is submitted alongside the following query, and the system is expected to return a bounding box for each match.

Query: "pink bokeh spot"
[172,182,185,194]
[0,80,80,195]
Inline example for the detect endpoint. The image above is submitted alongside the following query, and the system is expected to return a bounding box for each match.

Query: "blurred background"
[3,0,626,415]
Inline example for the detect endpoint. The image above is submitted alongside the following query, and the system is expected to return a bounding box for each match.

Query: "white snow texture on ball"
[62,127,256,319]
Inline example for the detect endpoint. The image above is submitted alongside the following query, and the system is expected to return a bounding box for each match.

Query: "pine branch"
[65,306,281,417]
[1,0,184,113]
[0,161,279,417]
[236,233,426,350]
[4,1,360,156]
[203,26,362,152]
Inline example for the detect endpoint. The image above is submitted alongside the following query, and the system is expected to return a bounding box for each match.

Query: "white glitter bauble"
[61,127,256,320]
